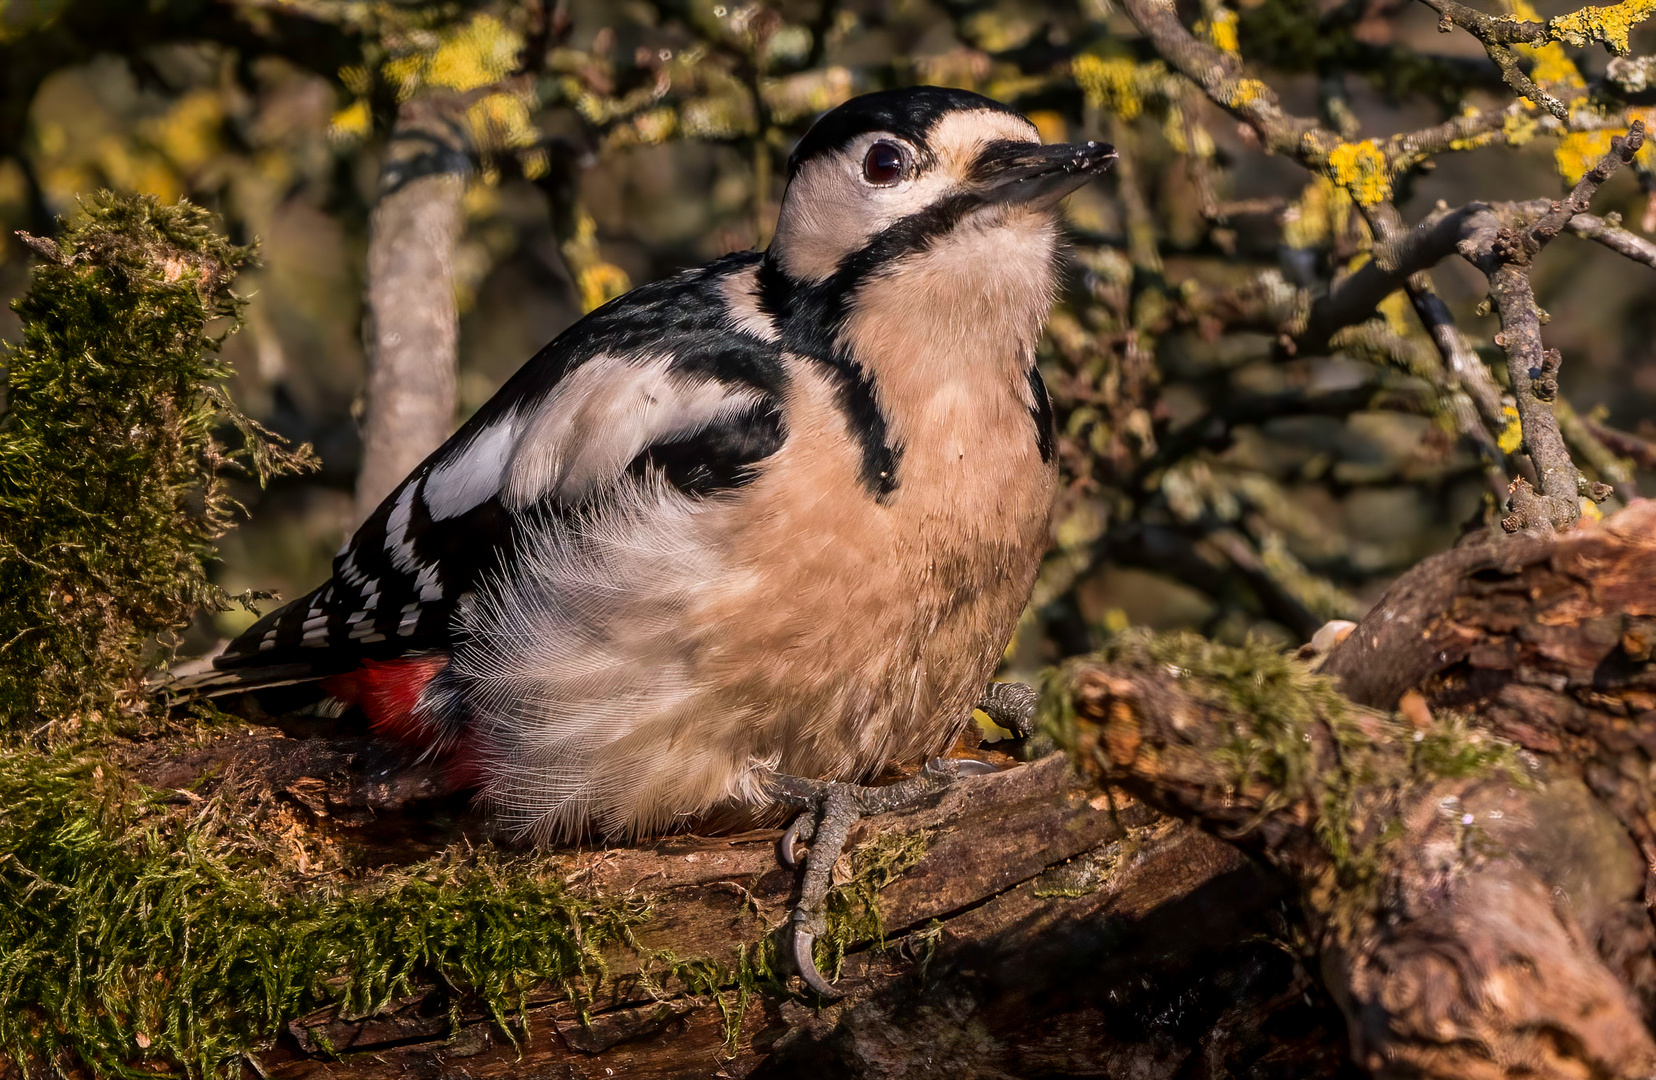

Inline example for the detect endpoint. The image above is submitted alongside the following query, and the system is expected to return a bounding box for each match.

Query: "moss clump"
[818,828,934,981]
[0,192,313,727]
[1053,630,1530,883]
[1098,631,1373,863]
[0,740,647,1078]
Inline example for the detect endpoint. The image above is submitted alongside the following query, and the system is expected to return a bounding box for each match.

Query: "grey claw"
[779,812,811,869]
[951,757,999,777]
[790,917,843,999]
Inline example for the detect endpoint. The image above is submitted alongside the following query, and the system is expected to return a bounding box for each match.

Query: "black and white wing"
[213,252,787,682]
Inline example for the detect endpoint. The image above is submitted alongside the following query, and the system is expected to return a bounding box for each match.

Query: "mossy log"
[113,737,1342,1079]
[13,505,1656,1078]
[1076,500,1656,1080]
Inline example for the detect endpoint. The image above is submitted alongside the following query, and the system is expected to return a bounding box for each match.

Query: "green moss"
[1407,710,1528,783]
[0,192,313,727]
[0,739,648,1078]
[818,828,934,980]
[1055,631,1532,913]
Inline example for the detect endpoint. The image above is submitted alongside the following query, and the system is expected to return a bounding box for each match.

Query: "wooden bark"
[1078,500,1656,1079]
[93,503,1656,1078]
[354,91,468,523]
[115,732,1349,1080]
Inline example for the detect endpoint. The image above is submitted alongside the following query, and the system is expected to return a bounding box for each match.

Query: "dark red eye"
[862,141,905,185]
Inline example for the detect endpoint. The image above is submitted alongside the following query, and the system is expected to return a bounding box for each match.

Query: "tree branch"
[354,92,472,522]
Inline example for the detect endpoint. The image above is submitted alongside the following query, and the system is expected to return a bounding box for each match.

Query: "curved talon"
[779,812,812,870]
[950,757,999,778]
[790,918,843,999]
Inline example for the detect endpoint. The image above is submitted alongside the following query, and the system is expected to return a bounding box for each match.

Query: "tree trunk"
[354,91,468,524]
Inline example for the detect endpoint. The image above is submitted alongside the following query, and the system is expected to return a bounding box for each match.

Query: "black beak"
[972,139,1117,207]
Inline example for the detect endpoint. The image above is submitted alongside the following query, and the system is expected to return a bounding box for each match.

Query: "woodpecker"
[178,86,1114,993]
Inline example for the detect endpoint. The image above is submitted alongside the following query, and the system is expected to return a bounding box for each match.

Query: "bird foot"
[766,755,999,998]
[975,680,1040,740]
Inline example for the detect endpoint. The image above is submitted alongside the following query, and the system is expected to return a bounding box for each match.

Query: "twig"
[1466,123,1643,531]
[1116,0,1326,159]
[1358,202,1508,493]
[1416,0,1566,116]
[1558,400,1639,501]
[1586,418,1656,469]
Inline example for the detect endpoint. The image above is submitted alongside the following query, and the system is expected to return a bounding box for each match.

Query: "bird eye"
[862,141,906,185]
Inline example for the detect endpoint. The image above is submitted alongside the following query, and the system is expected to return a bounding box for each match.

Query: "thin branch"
[1463,123,1644,531]
[1359,202,1508,492]
[1418,0,1550,46]
[1116,0,1328,159]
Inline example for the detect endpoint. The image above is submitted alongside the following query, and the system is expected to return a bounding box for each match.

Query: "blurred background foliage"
[2,0,1654,680]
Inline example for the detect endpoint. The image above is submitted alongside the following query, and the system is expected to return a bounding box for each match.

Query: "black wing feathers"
[216,252,787,675]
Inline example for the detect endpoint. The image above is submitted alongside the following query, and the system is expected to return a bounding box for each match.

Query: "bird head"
[767,86,1116,285]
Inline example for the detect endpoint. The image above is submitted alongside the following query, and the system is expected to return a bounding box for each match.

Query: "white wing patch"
[414,563,442,603]
[502,354,764,510]
[386,483,420,573]
[423,411,522,521]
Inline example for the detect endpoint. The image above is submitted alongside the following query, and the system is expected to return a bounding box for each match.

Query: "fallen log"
[12,505,1656,1079]
[1076,500,1656,1079]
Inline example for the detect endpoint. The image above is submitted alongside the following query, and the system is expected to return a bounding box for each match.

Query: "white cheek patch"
[774,119,1034,283]
[424,412,521,521]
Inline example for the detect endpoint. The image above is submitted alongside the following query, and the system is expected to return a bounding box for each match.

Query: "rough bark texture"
[109,733,1349,1080]
[354,92,468,523]
[55,502,1656,1078]
[1076,500,1656,1079]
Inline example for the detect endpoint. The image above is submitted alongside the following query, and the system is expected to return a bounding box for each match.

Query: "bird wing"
[211,252,786,683]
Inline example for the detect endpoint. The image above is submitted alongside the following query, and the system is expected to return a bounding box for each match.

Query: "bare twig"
[1464,123,1643,531]
[1359,202,1508,491]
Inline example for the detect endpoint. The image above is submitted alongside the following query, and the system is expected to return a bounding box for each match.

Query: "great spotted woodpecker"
[178,86,1115,993]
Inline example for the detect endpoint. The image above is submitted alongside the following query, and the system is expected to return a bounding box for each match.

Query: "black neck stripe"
[757,259,901,500]
[1027,364,1055,464]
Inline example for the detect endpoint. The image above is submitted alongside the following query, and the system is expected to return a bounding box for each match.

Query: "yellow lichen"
[1327,140,1392,206]
[466,91,539,155]
[426,14,523,92]
[1497,405,1524,454]
[1229,77,1270,109]
[1378,288,1413,336]
[1507,0,1588,88]
[1198,8,1242,55]
[1555,128,1615,183]
[563,213,631,314]
[1549,0,1656,55]
[1072,54,1156,121]
[1580,497,1605,521]
[1502,111,1539,147]
[139,89,224,174]
[329,99,371,142]
[1161,104,1216,156]
[1282,176,1352,250]
[380,14,524,102]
